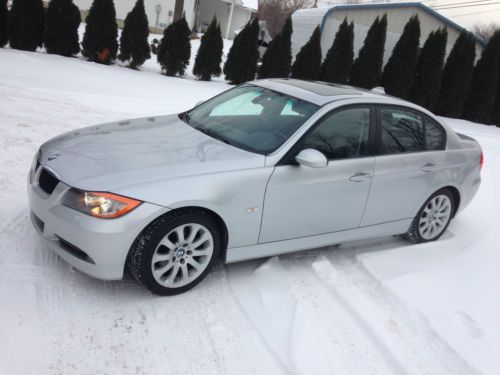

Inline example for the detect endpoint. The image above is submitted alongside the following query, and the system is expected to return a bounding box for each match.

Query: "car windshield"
[180,85,319,155]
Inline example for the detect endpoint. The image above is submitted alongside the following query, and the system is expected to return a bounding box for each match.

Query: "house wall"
[197,0,230,36]
[74,0,197,30]
[292,6,484,65]
[228,6,252,39]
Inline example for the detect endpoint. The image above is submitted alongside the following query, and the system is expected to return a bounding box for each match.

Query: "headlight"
[63,189,142,219]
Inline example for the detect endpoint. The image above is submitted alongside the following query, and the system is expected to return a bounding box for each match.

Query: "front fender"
[114,168,274,248]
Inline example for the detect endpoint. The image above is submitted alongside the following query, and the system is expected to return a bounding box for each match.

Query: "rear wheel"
[406,189,455,243]
[128,210,221,295]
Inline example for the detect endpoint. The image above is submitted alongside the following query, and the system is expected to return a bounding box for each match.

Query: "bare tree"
[472,22,499,42]
[259,0,315,37]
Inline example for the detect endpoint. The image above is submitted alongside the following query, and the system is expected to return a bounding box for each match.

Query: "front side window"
[380,108,425,154]
[301,107,371,160]
[181,85,319,155]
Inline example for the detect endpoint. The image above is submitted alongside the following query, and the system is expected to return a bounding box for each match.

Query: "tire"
[406,189,455,244]
[128,209,221,296]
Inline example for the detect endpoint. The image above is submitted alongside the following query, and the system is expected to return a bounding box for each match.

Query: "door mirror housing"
[295,149,328,168]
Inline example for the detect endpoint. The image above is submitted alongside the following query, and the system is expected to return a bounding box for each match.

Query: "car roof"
[253,78,408,107]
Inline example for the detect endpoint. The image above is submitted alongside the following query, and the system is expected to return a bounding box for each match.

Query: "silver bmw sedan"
[28,79,482,295]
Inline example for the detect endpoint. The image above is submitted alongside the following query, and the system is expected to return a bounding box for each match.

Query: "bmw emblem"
[48,153,60,161]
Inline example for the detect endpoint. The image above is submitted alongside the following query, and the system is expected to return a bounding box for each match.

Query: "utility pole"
[173,0,184,22]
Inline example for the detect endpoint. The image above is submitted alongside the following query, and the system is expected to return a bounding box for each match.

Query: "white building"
[291,2,485,64]
[73,0,257,39]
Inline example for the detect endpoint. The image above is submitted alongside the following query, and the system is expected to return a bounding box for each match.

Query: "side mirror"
[295,149,328,168]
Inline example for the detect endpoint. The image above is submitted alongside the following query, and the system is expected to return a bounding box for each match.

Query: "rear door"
[361,106,447,226]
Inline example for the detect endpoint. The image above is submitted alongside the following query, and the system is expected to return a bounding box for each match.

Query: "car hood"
[39,114,265,191]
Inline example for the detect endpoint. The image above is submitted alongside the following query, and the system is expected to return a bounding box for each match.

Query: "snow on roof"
[239,0,257,11]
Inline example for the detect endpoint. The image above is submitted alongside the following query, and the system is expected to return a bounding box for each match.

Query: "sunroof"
[271,79,362,96]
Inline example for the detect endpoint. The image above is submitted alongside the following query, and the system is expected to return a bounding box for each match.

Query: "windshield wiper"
[195,126,233,146]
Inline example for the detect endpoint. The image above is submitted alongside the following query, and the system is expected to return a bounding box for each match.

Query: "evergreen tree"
[157,15,191,76]
[258,16,292,79]
[320,18,354,84]
[291,25,322,80]
[494,68,500,126]
[0,0,8,47]
[224,17,260,85]
[193,16,223,81]
[494,93,500,126]
[44,0,81,57]
[119,0,150,69]
[382,15,420,99]
[436,31,476,118]
[8,0,44,51]
[463,31,500,124]
[81,0,118,64]
[350,15,387,89]
[410,28,448,111]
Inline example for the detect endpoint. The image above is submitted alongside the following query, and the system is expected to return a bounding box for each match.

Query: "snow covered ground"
[0,46,499,375]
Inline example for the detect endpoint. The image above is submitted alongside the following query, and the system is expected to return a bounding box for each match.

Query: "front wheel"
[406,189,455,243]
[128,210,221,296]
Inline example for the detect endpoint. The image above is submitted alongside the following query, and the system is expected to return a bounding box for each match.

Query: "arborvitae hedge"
[350,15,387,89]
[82,0,118,64]
[119,0,151,69]
[0,0,8,47]
[291,25,322,80]
[224,18,260,85]
[258,16,292,79]
[193,16,223,81]
[435,31,476,118]
[320,18,354,84]
[157,15,191,76]
[382,15,420,99]
[8,0,44,51]
[44,0,81,57]
[463,31,500,124]
[410,28,448,111]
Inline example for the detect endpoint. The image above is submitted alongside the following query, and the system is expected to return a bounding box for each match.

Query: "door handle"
[421,163,437,172]
[349,172,372,182]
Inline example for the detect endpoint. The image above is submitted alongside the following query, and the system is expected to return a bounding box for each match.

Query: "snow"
[1,45,499,374]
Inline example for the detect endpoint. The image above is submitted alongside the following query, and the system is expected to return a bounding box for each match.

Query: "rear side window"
[380,108,425,154]
[426,118,445,150]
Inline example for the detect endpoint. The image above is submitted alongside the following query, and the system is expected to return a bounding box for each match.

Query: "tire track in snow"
[313,250,480,375]
[281,259,405,375]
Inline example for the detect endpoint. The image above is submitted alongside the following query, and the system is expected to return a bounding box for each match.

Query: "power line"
[431,0,494,7]
[450,6,500,16]
[433,2,500,10]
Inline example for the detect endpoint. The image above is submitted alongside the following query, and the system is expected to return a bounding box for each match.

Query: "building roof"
[239,0,257,11]
[295,2,485,46]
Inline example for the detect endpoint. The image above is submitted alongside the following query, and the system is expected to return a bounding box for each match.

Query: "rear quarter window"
[425,118,446,151]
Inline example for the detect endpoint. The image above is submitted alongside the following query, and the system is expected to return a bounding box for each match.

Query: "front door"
[260,107,375,243]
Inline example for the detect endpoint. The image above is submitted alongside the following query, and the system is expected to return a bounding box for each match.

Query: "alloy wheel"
[418,194,452,240]
[151,223,214,288]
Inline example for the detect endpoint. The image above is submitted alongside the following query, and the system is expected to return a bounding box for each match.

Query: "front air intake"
[38,168,59,195]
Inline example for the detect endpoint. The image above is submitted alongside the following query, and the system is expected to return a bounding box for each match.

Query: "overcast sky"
[316,1,500,29]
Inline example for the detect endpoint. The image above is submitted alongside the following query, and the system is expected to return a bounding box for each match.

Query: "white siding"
[291,5,484,64]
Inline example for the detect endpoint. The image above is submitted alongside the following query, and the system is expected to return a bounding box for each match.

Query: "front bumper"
[28,168,168,280]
